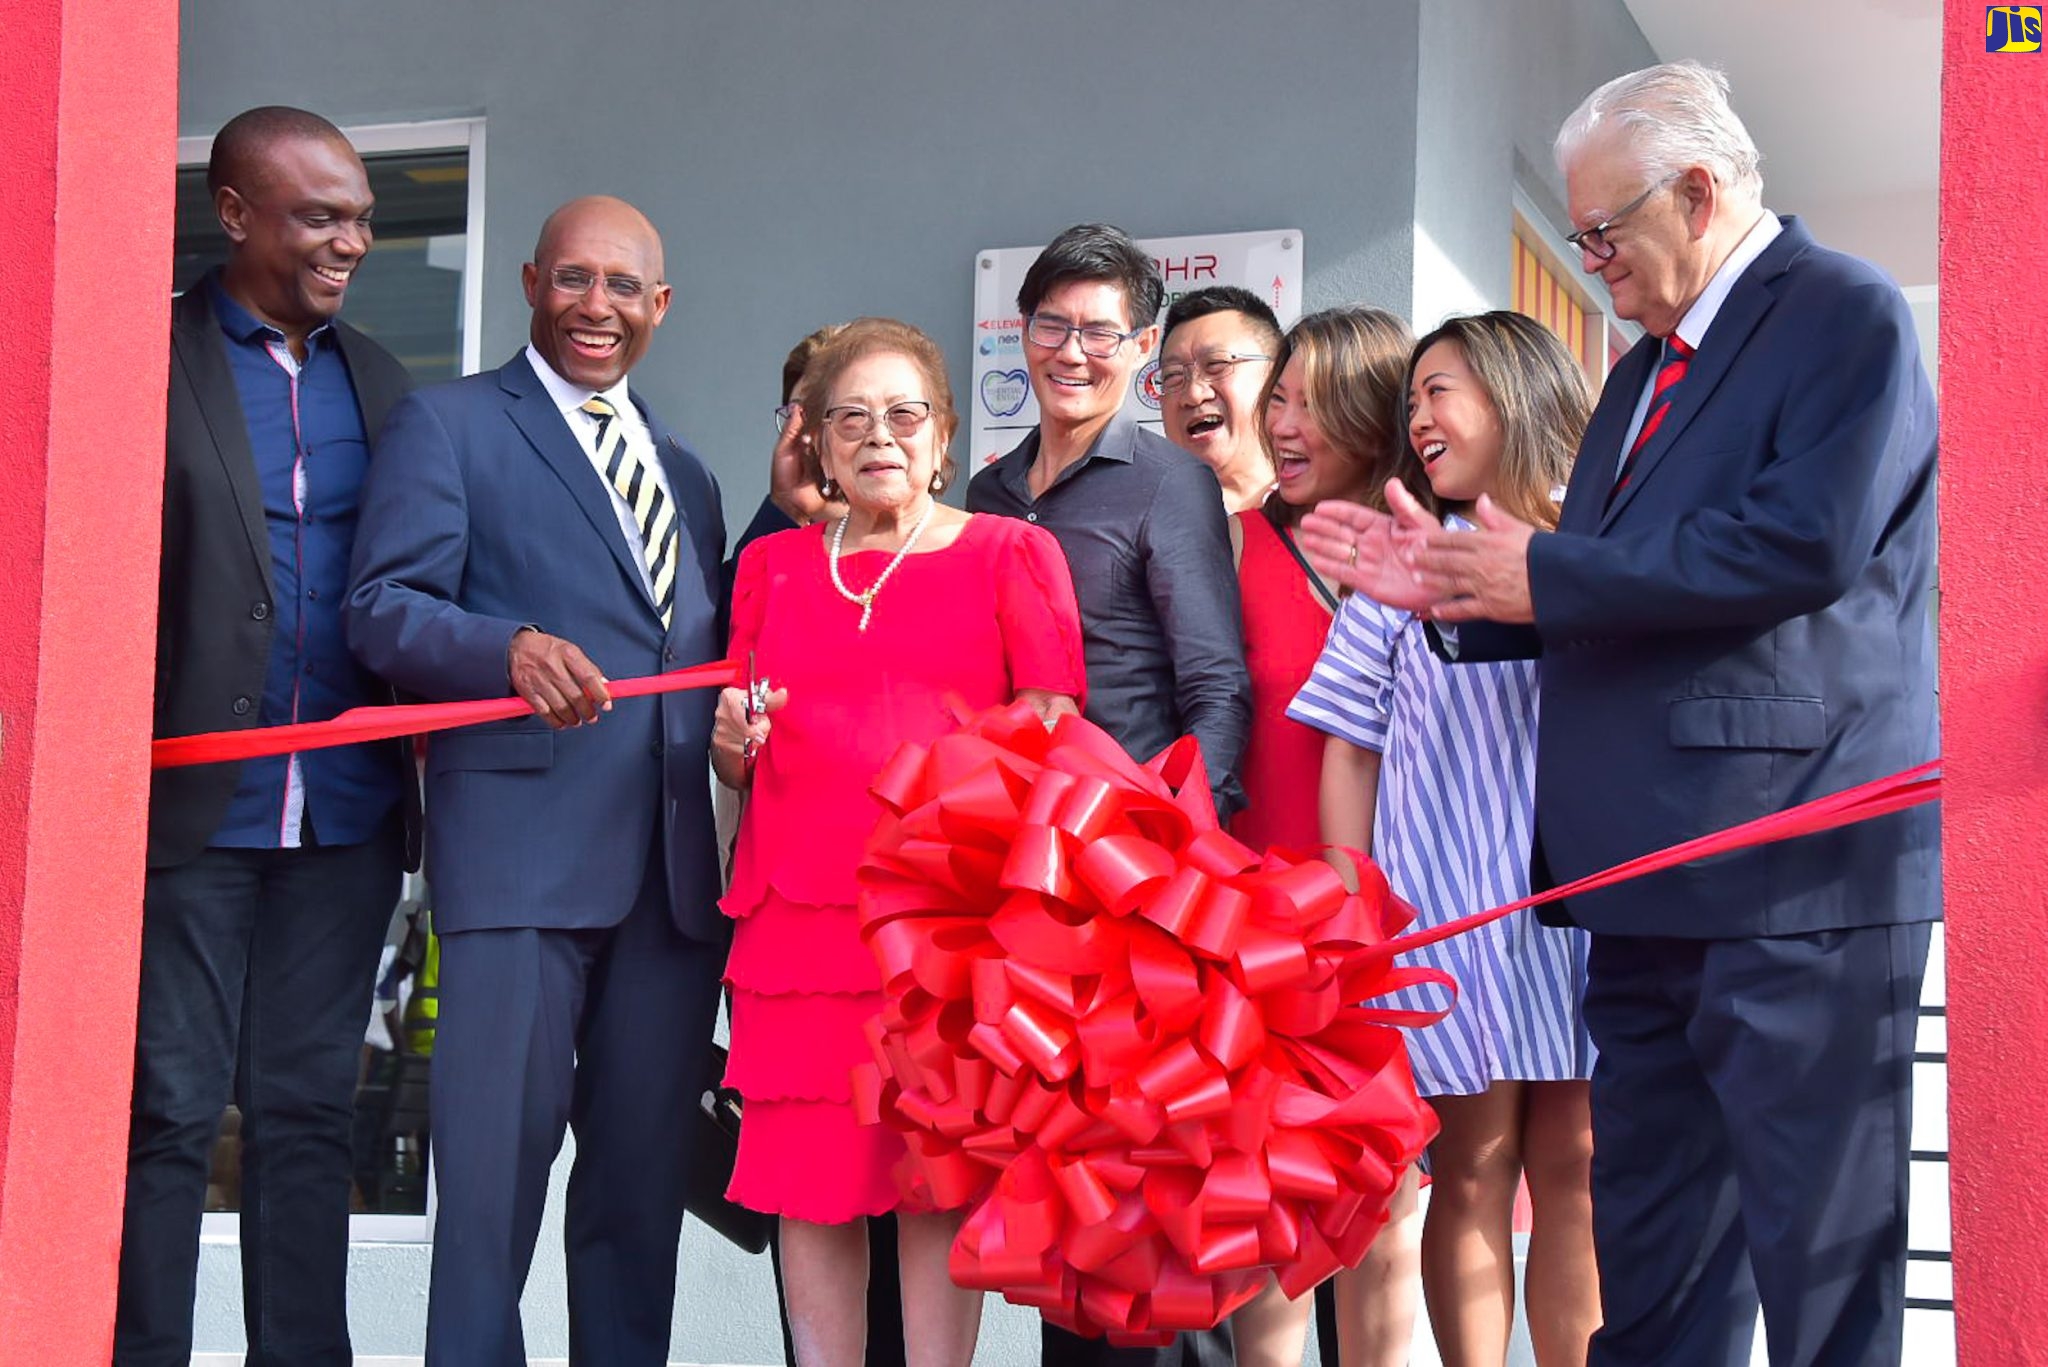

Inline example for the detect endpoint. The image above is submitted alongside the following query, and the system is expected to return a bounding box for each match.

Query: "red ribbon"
[856,703,1444,1344]
[150,659,740,768]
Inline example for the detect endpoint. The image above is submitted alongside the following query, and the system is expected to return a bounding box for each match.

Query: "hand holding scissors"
[712,651,784,789]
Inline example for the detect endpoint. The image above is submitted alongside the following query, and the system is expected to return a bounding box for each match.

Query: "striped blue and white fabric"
[1287,571,1593,1097]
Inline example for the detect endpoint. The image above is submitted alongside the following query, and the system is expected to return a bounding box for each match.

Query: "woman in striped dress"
[1288,312,1600,1367]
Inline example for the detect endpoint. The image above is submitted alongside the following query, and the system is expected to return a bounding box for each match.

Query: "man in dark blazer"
[346,195,726,1367]
[122,108,415,1367]
[1304,62,1937,1367]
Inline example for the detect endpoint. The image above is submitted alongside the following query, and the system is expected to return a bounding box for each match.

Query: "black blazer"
[151,284,418,869]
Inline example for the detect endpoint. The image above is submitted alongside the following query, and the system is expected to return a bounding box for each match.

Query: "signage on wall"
[969,229,1304,468]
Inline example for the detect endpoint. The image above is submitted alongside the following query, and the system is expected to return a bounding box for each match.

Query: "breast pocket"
[1668,694,1826,751]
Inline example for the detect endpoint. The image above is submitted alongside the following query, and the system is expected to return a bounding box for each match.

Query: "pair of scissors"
[742,649,770,763]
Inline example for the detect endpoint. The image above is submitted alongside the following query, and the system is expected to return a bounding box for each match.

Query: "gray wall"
[1410,0,1657,329]
[181,0,1425,541]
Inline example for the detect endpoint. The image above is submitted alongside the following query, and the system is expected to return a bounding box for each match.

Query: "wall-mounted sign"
[969,229,1304,468]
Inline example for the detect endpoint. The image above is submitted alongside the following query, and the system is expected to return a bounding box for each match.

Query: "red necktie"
[1607,335,1694,509]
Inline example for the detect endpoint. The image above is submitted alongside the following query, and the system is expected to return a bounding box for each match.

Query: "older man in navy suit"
[1303,62,1937,1367]
[347,196,726,1367]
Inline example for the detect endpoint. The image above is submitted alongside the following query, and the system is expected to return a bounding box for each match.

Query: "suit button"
[663,647,676,663]
[232,696,253,716]
[650,741,666,757]
[251,602,270,621]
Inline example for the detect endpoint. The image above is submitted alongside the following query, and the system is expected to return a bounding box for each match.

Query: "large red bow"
[855,703,1445,1344]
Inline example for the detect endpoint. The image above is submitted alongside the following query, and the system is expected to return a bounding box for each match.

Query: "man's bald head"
[207,106,356,200]
[532,196,666,283]
[523,195,672,391]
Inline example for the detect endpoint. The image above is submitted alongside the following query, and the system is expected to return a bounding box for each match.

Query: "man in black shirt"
[967,223,1247,1366]
[968,223,1250,823]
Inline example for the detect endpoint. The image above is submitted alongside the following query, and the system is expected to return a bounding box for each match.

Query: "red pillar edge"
[1940,4,2048,1362]
[0,0,178,1358]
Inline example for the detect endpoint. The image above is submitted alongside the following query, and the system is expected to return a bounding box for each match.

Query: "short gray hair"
[1554,61,1763,198]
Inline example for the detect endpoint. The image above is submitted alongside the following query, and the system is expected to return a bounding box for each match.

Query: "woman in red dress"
[1226,306,1420,1367]
[712,317,1087,1367]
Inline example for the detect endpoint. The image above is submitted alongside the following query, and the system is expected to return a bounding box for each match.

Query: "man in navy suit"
[347,196,727,1367]
[1303,62,1937,1367]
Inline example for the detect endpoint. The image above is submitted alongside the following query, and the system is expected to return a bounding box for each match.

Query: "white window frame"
[177,115,487,378]
[180,115,483,1244]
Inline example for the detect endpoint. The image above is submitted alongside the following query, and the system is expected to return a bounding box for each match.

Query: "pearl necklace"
[828,500,935,631]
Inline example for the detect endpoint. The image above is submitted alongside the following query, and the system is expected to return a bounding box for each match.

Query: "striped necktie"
[1607,334,1694,509]
[581,396,677,628]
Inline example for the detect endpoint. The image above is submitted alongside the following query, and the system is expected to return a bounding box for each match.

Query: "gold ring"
[1346,544,1359,567]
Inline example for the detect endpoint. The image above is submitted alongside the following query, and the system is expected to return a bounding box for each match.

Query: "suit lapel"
[501,354,659,615]
[642,404,719,640]
[1561,338,1656,535]
[1598,219,1800,531]
[334,322,407,439]
[171,289,274,597]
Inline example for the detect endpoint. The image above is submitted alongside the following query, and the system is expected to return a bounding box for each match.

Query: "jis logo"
[980,369,1030,419]
[1988,5,2042,49]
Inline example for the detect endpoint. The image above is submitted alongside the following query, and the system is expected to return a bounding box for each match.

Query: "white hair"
[1555,60,1764,199]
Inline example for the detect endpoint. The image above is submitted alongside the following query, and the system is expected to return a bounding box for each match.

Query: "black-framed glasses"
[546,266,652,302]
[1563,174,1679,262]
[1154,351,1273,395]
[822,401,934,441]
[1025,314,1142,359]
[773,403,798,433]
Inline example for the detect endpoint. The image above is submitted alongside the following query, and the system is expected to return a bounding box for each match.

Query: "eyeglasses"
[546,266,652,302]
[1154,352,1273,395]
[773,404,798,433]
[1025,314,1143,359]
[822,401,934,441]
[1563,174,1678,262]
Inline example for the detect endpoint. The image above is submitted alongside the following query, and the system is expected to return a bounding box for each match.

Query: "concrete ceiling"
[1621,0,1941,287]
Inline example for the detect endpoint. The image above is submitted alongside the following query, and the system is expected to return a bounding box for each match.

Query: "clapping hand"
[1297,482,1441,611]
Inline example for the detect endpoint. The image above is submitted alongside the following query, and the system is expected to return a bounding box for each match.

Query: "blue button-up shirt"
[207,274,400,848]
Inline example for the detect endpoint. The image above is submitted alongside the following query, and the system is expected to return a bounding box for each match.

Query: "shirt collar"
[1672,210,1783,351]
[524,342,633,419]
[205,270,336,350]
[1002,407,1140,494]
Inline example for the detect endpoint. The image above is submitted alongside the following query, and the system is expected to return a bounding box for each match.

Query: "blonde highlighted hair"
[1256,306,1415,525]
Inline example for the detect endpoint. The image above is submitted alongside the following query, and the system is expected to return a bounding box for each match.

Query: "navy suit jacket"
[346,351,727,940]
[1457,217,1939,938]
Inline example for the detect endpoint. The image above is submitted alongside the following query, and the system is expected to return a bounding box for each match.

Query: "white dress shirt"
[524,343,673,600]
[1614,210,1784,472]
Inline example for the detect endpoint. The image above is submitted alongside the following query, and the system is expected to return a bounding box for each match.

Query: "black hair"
[1015,223,1165,332]
[1161,285,1283,354]
[206,106,353,197]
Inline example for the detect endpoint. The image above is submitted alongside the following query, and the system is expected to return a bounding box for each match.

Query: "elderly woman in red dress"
[712,317,1087,1367]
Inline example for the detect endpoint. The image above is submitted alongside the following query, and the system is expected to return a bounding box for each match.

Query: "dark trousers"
[1041,1322,1235,1365]
[115,824,402,1367]
[423,862,723,1367]
[1582,923,1930,1367]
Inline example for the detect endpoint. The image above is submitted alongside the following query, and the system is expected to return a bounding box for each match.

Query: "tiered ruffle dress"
[722,514,1086,1221]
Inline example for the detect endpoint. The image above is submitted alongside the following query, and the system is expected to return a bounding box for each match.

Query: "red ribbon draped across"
[855,703,1445,1344]
[150,659,739,768]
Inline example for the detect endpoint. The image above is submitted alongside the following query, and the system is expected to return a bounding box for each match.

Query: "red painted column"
[1941,5,2048,1362]
[0,0,178,1360]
